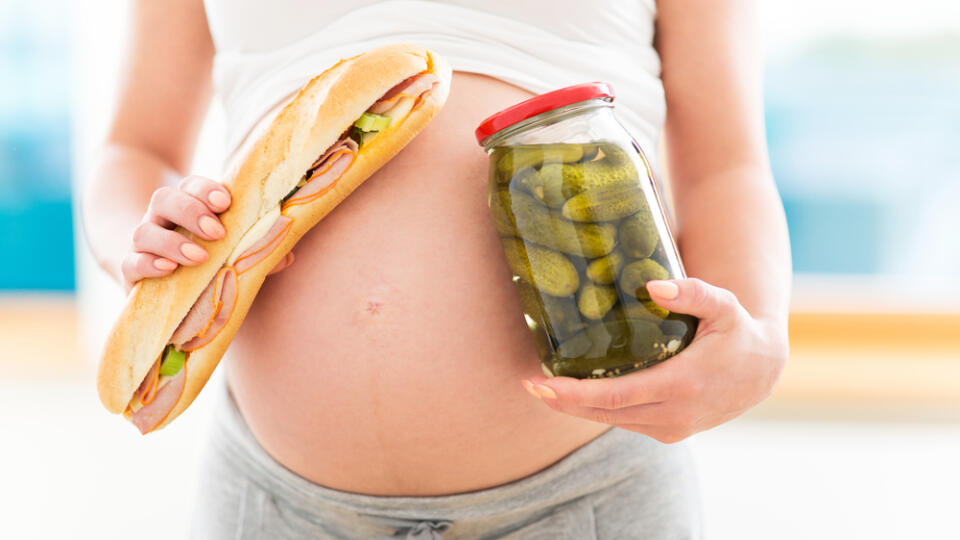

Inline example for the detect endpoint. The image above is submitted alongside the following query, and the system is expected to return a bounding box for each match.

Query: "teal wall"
[0,3,73,291]
[767,34,960,275]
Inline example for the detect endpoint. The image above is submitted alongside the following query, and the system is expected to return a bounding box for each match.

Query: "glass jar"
[475,82,698,379]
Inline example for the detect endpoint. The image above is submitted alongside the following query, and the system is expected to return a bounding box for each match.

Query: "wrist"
[754,314,790,361]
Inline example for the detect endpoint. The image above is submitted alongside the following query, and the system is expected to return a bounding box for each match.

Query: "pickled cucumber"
[577,143,602,163]
[518,152,625,208]
[540,144,588,164]
[494,148,540,181]
[551,318,667,378]
[619,258,670,300]
[489,189,518,236]
[520,163,567,208]
[554,319,620,361]
[492,160,528,186]
[577,283,619,320]
[559,159,640,199]
[562,186,648,222]
[649,240,670,268]
[500,237,579,297]
[492,148,514,184]
[514,281,585,340]
[548,297,589,339]
[619,206,659,259]
[510,167,539,190]
[636,299,670,320]
[586,251,625,285]
[494,143,587,181]
[593,142,632,166]
[660,313,699,350]
[606,298,670,324]
[491,189,617,258]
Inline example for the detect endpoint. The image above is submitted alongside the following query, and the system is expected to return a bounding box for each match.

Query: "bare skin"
[82,0,790,496]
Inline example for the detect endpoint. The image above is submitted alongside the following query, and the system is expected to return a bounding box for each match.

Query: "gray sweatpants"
[189,379,703,539]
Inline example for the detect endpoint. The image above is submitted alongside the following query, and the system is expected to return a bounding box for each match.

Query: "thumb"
[645,278,742,327]
[267,251,295,275]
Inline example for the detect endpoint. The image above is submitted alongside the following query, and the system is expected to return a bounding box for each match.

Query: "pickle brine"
[488,141,698,378]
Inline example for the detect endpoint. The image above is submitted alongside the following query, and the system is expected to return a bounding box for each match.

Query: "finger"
[131,222,208,265]
[534,394,670,427]
[267,251,295,275]
[121,252,178,285]
[525,363,676,409]
[146,186,225,241]
[179,175,232,213]
[646,278,743,330]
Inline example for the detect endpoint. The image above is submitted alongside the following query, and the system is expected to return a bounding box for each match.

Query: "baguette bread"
[96,43,452,432]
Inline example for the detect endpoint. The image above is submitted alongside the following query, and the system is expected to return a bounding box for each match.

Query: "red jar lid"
[475,82,615,146]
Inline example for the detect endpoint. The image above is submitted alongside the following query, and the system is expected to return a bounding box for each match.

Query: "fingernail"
[647,280,679,300]
[198,215,225,238]
[522,380,541,399]
[153,258,177,271]
[533,384,556,399]
[208,190,230,208]
[180,242,207,262]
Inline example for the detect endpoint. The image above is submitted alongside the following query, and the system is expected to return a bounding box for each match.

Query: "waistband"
[209,376,676,523]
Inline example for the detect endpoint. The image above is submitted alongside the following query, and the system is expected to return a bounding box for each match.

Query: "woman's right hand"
[120,176,231,292]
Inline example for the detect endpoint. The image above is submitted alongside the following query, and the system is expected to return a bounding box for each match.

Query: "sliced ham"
[369,73,440,114]
[135,359,160,407]
[282,142,357,208]
[379,74,421,102]
[169,267,238,351]
[165,134,347,352]
[169,275,219,346]
[234,215,293,275]
[129,365,187,434]
[309,137,358,172]
[179,267,238,352]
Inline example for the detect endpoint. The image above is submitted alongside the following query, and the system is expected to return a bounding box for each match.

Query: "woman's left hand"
[522,278,789,444]
[268,251,296,275]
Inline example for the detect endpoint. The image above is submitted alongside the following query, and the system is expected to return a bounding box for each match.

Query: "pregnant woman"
[82,1,791,538]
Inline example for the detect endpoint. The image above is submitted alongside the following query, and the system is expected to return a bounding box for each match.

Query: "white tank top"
[203,0,664,161]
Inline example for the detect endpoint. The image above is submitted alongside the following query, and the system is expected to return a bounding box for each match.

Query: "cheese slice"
[383,96,416,127]
[227,206,282,265]
[127,374,176,413]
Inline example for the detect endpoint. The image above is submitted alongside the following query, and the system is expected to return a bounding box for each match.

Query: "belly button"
[352,282,400,325]
[366,300,383,315]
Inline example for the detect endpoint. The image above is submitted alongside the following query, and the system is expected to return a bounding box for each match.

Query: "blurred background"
[2,1,958,538]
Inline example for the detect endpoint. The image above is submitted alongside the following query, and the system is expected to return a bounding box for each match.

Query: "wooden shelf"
[767,311,960,416]
[0,295,81,377]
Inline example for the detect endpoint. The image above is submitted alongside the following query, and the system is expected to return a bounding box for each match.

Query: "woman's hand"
[521,278,789,444]
[120,175,297,292]
[120,176,231,292]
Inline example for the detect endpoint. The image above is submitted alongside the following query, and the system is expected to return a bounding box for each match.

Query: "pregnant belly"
[226,72,611,496]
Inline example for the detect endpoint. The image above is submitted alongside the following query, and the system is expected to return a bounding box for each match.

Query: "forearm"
[81,144,181,284]
[671,164,792,332]
[80,0,215,286]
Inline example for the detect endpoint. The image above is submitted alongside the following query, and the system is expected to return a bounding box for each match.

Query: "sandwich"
[96,43,452,434]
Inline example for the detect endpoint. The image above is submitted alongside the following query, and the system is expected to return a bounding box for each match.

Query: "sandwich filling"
[124,71,440,433]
